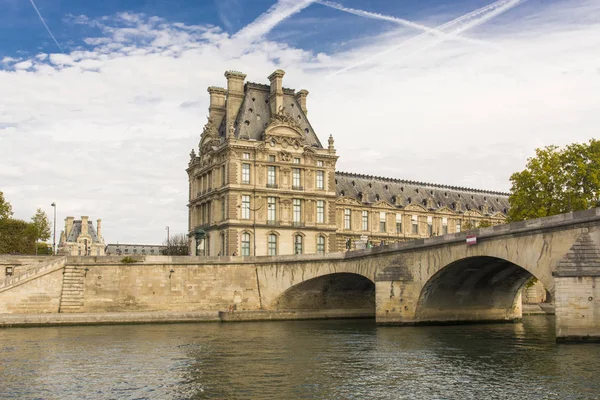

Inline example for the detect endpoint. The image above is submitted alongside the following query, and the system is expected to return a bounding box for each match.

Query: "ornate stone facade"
[58,216,105,256]
[187,70,510,256]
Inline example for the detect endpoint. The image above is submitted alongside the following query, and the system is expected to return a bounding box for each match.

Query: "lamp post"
[51,202,56,255]
[165,226,170,255]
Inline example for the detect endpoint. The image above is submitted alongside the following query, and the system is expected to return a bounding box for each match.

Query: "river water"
[1,316,600,400]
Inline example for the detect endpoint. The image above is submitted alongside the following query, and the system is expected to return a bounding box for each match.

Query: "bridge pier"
[553,232,600,342]
[375,281,421,325]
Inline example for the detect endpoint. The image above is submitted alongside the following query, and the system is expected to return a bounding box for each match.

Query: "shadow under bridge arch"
[416,256,536,324]
[272,273,375,315]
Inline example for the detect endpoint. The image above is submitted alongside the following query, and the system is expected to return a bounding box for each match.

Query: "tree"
[31,208,51,242]
[0,191,13,220]
[508,139,600,222]
[161,233,189,255]
[0,219,36,254]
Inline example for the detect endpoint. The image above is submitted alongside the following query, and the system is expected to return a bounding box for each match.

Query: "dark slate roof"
[218,82,322,148]
[335,171,510,215]
[105,244,166,255]
[66,220,101,243]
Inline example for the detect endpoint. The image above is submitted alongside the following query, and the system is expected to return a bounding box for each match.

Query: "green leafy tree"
[508,139,600,222]
[0,191,13,220]
[0,219,36,254]
[31,208,51,242]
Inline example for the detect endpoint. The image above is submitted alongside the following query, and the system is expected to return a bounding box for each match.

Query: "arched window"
[268,234,277,256]
[241,232,251,256]
[294,234,303,255]
[316,235,325,254]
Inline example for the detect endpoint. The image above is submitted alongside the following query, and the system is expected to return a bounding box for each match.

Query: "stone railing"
[0,256,67,293]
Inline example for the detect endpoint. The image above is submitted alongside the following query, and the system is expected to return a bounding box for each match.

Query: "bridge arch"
[415,256,536,323]
[272,272,375,312]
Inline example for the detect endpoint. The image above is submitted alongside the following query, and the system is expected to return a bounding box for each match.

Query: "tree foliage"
[508,139,600,222]
[31,208,51,242]
[161,233,189,255]
[0,219,36,254]
[0,191,13,220]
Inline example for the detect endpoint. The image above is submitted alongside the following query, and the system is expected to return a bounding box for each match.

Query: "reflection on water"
[1,317,600,399]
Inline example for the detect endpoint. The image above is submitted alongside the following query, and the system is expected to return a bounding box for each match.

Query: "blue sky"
[1,0,599,244]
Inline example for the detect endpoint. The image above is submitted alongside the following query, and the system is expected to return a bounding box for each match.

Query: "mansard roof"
[217,82,323,148]
[335,171,510,216]
[66,220,102,243]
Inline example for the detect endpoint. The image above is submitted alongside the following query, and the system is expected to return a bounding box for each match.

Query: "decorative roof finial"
[328,135,335,153]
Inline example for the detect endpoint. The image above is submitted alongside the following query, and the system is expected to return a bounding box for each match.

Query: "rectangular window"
[268,155,276,162]
[317,200,324,223]
[427,216,433,236]
[317,236,325,254]
[221,197,226,220]
[293,158,301,164]
[442,217,448,235]
[268,197,276,222]
[361,211,368,231]
[242,163,250,184]
[379,212,386,233]
[241,195,250,219]
[317,160,323,167]
[412,215,418,234]
[207,171,212,190]
[241,232,250,256]
[292,168,301,189]
[243,153,250,159]
[316,170,324,190]
[294,235,303,254]
[396,214,402,233]
[268,234,277,255]
[456,220,461,233]
[344,209,351,230]
[293,199,301,223]
[267,166,276,187]
[221,165,226,186]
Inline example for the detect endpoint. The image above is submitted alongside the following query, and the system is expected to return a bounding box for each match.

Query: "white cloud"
[1,0,599,244]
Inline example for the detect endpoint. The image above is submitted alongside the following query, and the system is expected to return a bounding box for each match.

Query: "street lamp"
[51,202,56,255]
[165,226,170,255]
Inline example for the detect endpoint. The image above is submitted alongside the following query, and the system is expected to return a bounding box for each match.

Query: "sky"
[1,0,599,245]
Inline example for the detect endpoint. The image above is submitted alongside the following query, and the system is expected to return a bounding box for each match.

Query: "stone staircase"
[59,266,85,313]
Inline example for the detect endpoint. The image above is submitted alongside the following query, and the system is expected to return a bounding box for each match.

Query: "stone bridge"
[1,209,599,341]
[255,208,600,340]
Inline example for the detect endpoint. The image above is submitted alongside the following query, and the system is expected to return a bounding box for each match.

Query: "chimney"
[207,86,227,129]
[268,69,285,115]
[81,216,89,236]
[97,219,102,239]
[295,89,309,115]
[224,71,247,137]
[65,217,74,239]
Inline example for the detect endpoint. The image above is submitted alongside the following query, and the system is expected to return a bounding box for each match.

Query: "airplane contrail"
[317,0,491,48]
[382,0,523,69]
[28,0,64,53]
[332,0,522,76]
[233,0,315,42]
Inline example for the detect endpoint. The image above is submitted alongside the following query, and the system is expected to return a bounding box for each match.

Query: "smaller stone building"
[58,216,105,256]
[104,244,166,256]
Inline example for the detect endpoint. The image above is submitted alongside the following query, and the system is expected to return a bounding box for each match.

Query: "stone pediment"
[437,206,455,214]
[336,196,363,206]
[464,209,483,217]
[491,211,506,218]
[372,200,396,210]
[404,204,427,212]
